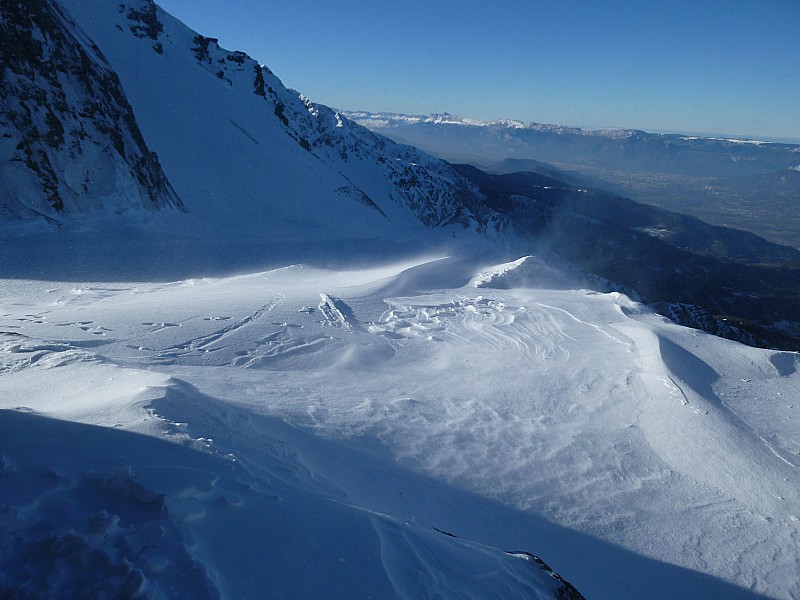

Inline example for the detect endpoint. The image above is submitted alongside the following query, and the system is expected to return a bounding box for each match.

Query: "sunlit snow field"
[1,232,799,599]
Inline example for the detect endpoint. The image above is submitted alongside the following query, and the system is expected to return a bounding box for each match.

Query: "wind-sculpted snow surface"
[1,251,799,599]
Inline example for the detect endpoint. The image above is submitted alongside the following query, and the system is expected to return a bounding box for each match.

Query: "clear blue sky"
[156,0,800,141]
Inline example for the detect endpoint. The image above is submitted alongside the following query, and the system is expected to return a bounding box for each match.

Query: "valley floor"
[1,247,799,598]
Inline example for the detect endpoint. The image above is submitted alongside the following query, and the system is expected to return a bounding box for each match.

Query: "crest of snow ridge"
[0,0,183,219]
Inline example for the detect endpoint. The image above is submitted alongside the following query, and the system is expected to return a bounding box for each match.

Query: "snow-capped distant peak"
[681,135,776,146]
[341,110,644,139]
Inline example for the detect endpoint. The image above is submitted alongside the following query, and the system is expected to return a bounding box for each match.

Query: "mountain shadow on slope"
[0,407,778,600]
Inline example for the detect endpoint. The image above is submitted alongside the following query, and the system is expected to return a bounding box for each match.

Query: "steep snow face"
[0,0,183,220]
[48,0,500,239]
[275,94,498,229]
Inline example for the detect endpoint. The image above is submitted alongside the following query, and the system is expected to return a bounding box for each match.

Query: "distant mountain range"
[344,111,800,249]
[1,0,799,353]
[343,111,800,178]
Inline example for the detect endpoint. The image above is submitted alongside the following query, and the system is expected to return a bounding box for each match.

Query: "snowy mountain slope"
[40,0,500,239]
[2,254,798,598]
[0,0,182,220]
[8,0,796,351]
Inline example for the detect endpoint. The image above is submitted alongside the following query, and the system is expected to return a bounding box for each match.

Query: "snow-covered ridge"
[681,135,777,145]
[342,110,641,139]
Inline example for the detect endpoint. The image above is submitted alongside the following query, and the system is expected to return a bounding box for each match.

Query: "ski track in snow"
[145,296,283,364]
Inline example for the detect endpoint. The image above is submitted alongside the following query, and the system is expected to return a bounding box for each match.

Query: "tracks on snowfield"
[155,297,281,357]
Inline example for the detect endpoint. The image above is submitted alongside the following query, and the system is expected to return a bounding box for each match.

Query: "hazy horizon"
[342,107,800,145]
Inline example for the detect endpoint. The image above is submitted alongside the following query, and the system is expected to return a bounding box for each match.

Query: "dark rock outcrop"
[0,0,183,220]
